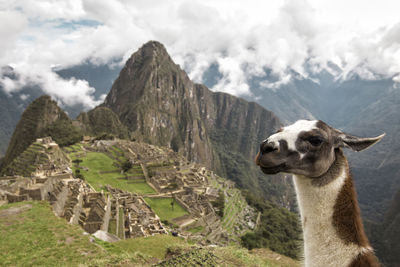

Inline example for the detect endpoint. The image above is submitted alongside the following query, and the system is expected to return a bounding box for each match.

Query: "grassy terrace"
[143,197,188,222]
[66,144,156,195]
[222,190,247,233]
[208,174,249,236]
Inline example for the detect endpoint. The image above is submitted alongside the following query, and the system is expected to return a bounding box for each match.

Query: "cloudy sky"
[1,0,400,109]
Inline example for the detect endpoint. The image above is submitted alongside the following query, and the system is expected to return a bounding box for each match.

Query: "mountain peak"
[0,95,82,172]
[103,40,188,112]
[102,41,288,204]
[124,40,174,71]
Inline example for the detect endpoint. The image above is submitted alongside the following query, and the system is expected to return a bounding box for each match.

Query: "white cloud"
[1,0,400,107]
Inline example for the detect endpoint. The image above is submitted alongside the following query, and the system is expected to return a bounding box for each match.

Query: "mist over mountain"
[56,62,121,101]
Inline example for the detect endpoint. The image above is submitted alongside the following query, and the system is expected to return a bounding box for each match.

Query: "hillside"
[0,135,302,265]
[367,189,400,267]
[102,41,292,206]
[0,201,299,267]
[0,137,69,177]
[0,95,82,171]
[75,106,130,139]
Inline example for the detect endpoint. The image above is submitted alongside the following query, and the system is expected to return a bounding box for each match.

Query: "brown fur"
[332,159,370,247]
[349,251,380,267]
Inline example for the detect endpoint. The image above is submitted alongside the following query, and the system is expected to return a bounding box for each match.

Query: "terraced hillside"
[1,137,69,177]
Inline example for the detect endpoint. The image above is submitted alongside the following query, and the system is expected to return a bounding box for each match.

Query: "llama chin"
[256,119,384,267]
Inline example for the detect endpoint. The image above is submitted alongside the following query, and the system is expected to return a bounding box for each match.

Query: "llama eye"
[307,137,323,146]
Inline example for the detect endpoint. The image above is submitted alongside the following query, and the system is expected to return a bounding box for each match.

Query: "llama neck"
[293,150,376,267]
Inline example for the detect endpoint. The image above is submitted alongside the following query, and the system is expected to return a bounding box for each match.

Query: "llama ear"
[338,133,385,152]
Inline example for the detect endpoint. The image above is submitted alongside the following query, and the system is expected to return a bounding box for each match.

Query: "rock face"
[0,95,81,170]
[75,106,130,139]
[104,41,287,202]
[104,41,214,165]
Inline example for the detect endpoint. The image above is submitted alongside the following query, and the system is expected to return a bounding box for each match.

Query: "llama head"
[255,120,385,177]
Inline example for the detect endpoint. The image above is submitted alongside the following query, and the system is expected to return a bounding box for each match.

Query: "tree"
[121,159,133,172]
[74,168,84,179]
[171,193,175,211]
[72,159,82,166]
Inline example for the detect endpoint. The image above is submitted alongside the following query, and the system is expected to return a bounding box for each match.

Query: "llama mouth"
[259,164,286,175]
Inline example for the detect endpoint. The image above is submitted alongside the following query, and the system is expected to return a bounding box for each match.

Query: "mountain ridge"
[102,41,291,204]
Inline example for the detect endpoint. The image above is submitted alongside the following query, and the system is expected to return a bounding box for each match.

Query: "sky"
[1,0,400,109]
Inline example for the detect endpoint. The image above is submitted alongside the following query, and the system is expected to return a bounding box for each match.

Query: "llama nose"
[260,140,277,155]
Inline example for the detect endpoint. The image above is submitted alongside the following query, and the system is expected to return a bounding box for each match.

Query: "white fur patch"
[267,120,318,153]
[293,169,363,267]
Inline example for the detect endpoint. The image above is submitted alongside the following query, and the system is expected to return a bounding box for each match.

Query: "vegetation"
[211,191,225,217]
[0,141,69,177]
[221,190,247,235]
[209,128,292,206]
[77,106,130,139]
[114,234,187,259]
[144,197,188,223]
[156,248,220,266]
[121,159,133,172]
[0,95,84,171]
[240,190,302,259]
[46,119,82,147]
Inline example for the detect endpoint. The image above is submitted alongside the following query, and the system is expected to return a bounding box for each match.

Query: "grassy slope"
[0,201,299,266]
[0,201,134,266]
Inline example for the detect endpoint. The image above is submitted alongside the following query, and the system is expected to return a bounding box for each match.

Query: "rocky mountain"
[0,95,82,171]
[103,41,290,204]
[0,67,46,157]
[75,106,130,139]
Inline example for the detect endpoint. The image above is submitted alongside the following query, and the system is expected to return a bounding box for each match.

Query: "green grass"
[187,226,205,234]
[70,151,156,195]
[222,191,246,232]
[108,219,117,235]
[143,198,188,222]
[0,201,105,266]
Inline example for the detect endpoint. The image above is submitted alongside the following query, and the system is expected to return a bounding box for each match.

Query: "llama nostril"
[260,142,277,155]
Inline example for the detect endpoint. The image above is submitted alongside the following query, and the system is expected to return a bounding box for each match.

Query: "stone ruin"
[105,186,167,238]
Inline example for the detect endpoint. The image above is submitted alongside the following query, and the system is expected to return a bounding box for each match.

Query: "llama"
[255,120,384,267]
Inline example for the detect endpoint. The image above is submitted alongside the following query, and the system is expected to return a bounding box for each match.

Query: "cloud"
[1,0,400,107]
